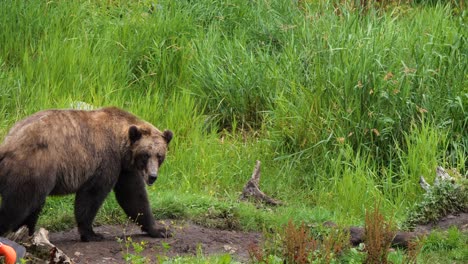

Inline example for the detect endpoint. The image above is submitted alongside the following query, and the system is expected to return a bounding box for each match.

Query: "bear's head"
[127,125,173,186]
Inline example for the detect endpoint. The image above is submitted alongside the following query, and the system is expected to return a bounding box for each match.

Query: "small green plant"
[423,226,465,252]
[117,236,150,264]
[404,179,468,229]
[419,227,468,263]
[156,241,172,263]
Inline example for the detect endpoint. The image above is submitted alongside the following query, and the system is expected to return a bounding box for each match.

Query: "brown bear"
[0,107,173,242]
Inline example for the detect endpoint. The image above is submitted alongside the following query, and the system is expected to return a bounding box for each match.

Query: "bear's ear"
[163,130,173,144]
[129,125,142,144]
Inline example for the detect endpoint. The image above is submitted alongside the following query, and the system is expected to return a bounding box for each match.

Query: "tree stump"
[240,160,283,206]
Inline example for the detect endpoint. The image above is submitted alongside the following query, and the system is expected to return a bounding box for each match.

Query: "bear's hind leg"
[75,185,111,242]
[0,206,19,236]
[0,194,33,236]
[18,200,46,235]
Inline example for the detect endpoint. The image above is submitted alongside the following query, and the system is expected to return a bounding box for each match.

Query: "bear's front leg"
[142,223,172,238]
[114,172,172,238]
[79,227,105,242]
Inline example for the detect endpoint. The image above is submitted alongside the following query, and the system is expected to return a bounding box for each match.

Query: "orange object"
[0,242,17,264]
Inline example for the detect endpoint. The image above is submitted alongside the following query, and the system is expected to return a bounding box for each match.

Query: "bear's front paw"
[80,232,105,242]
[143,226,172,238]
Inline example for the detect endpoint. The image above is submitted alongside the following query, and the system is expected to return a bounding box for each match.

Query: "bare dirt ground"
[49,221,262,263]
[47,213,468,264]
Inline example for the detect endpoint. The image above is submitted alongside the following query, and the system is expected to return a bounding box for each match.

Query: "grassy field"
[0,0,466,263]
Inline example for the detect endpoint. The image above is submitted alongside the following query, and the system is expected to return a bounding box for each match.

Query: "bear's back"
[0,107,145,194]
[4,109,116,150]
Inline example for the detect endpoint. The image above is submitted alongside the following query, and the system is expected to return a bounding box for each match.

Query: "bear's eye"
[156,154,164,165]
[141,153,150,162]
[135,153,150,170]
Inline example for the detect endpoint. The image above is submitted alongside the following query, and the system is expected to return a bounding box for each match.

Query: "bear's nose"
[148,173,158,185]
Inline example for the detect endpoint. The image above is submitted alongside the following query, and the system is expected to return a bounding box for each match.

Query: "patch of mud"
[49,221,261,263]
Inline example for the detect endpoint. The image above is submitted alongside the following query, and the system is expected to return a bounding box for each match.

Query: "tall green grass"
[0,0,466,228]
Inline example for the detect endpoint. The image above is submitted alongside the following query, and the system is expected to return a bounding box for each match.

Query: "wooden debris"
[322,222,422,249]
[5,226,29,242]
[240,160,283,206]
[348,226,422,249]
[6,227,74,264]
[434,166,455,185]
[419,176,431,192]
[348,166,463,249]
[420,166,456,192]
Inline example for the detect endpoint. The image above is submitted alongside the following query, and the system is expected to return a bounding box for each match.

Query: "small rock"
[223,245,237,254]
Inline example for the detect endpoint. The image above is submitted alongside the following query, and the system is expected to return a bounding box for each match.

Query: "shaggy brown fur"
[0,107,173,242]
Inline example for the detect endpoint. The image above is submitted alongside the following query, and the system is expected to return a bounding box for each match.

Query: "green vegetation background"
[0,0,466,233]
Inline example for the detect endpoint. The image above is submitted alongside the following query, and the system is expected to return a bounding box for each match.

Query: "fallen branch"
[240,160,283,206]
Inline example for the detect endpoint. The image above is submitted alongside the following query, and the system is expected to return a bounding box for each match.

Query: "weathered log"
[240,160,283,206]
[323,222,423,249]
[348,165,463,249]
[419,176,431,192]
[6,227,74,264]
[434,166,455,185]
[348,226,422,249]
[420,166,456,192]
[5,227,29,243]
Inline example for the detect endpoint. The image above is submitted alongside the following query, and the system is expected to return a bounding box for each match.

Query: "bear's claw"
[144,226,172,238]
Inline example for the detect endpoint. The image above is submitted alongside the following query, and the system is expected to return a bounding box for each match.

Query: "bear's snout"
[148,173,158,185]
